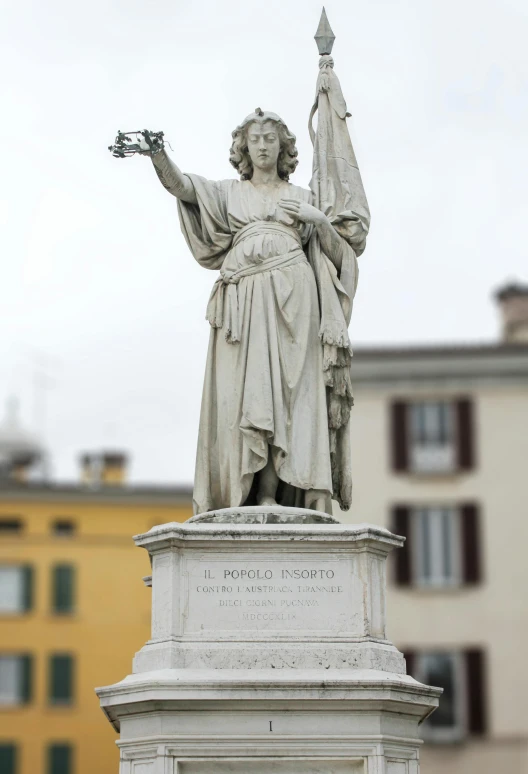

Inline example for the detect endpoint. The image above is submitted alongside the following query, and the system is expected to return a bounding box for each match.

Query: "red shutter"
[461,503,482,584]
[404,649,416,678]
[465,649,487,735]
[391,401,409,472]
[392,506,412,586]
[456,397,475,471]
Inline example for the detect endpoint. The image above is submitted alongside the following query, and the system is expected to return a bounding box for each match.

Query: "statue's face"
[246,121,281,174]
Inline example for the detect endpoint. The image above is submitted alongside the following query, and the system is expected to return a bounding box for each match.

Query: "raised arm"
[109,130,197,205]
[150,149,197,205]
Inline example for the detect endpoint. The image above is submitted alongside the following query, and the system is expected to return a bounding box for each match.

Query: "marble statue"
[110,11,370,516]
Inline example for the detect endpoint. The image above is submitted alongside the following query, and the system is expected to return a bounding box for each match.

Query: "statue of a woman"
[127,61,369,517]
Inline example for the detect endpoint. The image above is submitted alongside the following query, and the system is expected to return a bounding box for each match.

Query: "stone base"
[98,669,438,774]
[188,505,340,524]
[96,508,440,773]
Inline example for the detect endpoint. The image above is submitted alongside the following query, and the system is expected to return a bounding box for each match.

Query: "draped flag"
[308,8,370,510]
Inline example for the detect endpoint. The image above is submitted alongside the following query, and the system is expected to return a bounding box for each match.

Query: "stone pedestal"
[97,507,440,774]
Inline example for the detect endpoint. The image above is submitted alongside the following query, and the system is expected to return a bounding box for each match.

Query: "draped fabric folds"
[178,178,334,515]
[176,61,369,515]
[308,54,371,509]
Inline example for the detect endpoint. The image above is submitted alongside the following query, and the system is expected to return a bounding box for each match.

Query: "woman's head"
[229,109,299,181]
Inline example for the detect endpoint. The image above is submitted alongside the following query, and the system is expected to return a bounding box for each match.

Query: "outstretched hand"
[108,129,165,158]
[279,198,325,226]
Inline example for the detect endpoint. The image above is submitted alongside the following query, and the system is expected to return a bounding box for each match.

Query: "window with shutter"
[22,566,33,612]
[52,520,76,537]
[21,654,32,703]
[390,401,409,472]
[456,397,475,471]
[405,647,487,742]
[392,504,481,589]
[391,506,411,586]
[49,655,74,705]
[465,648,487,735]
[0,565,33,614]
[0,744,17,774]
[48,744,73,774]
[0,654,33,705]
[415,650,467,742]
[412,507,461,588]
[409,401,456,473]
[0,519,23,534]
[52,565,75,614]
[391,397,476,476]
[461,504,482,584]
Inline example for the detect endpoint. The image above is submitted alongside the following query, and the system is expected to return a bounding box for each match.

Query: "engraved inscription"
[183,555,363,636]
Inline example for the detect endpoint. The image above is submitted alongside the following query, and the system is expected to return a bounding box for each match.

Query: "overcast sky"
[1,0,526,484]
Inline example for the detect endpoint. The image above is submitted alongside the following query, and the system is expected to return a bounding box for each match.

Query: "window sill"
[49,611,77,617]
[422,733,468,746]
[405,468,467,479]
[413,580,463,591]
[393,583,480,593]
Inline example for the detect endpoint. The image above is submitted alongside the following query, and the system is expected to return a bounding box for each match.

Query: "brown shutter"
[391,401,409,472]
[465,649,487,735]
[456,397,475,470]
[392,506,412,586]
[404,649,416,678]
[461,503,482,584]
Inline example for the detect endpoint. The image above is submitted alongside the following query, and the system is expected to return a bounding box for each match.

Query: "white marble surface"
[130,519,403,673]
[188,505,340,524]
[97,509,439,774]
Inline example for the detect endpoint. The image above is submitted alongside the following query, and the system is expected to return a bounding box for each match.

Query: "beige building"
[2,282,527,773]
[344,283,528,773]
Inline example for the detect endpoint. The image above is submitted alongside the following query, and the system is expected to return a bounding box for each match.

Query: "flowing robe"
[179,176,347,516]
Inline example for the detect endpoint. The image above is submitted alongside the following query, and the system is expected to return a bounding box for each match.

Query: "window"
[47,744,73,774]
[0,655,32,705]
[409,401,455,472]
[49,655,74,705]
[0,519,23,535]
[0,745,17,774]
[405,649,487,742]
[418,651,465,741]
[0,566,33,614]
[52,520,76,537]
[52,565,75,614]
[391,397,475,474]
[413,507,460,587]
[392,503,482,588]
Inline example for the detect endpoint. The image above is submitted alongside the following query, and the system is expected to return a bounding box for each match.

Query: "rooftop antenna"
[27,348,60,438]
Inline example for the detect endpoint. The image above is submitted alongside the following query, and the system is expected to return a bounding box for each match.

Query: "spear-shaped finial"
[314,7,335,55]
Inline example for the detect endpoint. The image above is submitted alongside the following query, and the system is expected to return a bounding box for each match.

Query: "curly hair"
[229,114,299,182]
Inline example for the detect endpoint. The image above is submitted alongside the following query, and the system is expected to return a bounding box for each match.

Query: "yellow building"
[0,437,192,774]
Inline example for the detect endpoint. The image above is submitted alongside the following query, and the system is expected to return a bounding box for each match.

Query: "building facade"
[2,285,527,774]
[0,452,192,774]
[346,285,528,774]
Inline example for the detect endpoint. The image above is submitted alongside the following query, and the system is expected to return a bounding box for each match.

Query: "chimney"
[495,283,528,344]
[0,399,44,484]
[80,451,128,486]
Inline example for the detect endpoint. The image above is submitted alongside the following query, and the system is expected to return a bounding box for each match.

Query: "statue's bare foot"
[306,489,327,513]
[258,496,278,507]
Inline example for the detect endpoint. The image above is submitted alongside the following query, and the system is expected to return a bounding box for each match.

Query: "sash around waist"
[232,220,303,249]
[206,235,307,344]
